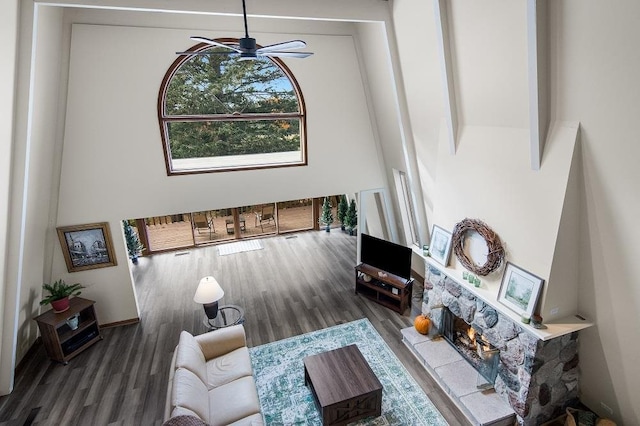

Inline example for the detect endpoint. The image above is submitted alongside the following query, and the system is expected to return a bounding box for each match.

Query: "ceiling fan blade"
[262,51,314,59]
[190,36,242,53]
[176,51,239,56]
[258,40,307,53]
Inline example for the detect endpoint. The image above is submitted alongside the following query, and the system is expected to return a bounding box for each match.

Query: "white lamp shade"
[194,276,225,304]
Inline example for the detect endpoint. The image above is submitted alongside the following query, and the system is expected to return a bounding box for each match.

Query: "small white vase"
[66,313,80,330]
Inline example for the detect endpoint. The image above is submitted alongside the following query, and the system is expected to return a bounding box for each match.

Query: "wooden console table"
[355,263,413,314]
[34,297,102,364]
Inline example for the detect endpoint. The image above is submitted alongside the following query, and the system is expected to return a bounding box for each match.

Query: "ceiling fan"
[178,0,313,60]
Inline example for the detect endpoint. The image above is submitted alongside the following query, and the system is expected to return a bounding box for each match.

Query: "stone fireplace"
[420,265,580,425]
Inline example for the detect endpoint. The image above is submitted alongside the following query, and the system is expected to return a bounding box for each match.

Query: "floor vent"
[174,251,191,256]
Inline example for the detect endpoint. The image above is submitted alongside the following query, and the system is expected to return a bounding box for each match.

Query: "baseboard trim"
[100,318,140,329]
[411,268,425,284]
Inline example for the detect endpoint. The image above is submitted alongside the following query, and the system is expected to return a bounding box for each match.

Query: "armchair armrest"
[195,324,247,360]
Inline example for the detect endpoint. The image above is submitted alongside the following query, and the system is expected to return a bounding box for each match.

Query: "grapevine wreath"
[451,218,505,276]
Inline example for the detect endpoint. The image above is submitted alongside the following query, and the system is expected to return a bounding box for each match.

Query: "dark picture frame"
[57,222,118,272]
[429,224,453,267]
[498,262,544,317]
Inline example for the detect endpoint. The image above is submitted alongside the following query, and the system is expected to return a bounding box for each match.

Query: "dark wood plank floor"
[0,231,470,426]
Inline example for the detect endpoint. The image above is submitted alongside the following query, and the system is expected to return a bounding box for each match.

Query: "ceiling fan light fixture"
[181,0,313,60]
[239,37,257,51]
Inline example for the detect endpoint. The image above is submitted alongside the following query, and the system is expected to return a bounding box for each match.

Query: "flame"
[467,327,476,341]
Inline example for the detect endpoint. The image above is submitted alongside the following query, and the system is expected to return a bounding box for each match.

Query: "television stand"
[355,263,413,314]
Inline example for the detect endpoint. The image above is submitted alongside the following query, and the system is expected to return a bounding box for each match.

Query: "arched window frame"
[158,38,308,175]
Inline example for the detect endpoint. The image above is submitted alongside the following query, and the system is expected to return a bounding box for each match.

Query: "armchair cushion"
[172,368,210,422]
[208,376,261,426]
[206,346,254,388]
[175,331,208,385]
[228,413,265,426]
[195,324,246,360]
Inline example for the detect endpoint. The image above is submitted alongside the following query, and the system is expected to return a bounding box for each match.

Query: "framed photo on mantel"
[498,262,544,318]
[429,224,453,267]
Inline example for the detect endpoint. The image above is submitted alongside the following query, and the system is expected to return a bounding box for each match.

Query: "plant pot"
[51,297,70,313]
[131,255,139,265]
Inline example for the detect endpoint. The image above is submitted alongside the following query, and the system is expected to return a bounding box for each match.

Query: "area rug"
[249,319,448,425]
[217,240,263,256]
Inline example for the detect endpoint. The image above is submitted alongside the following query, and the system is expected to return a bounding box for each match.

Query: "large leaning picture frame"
[429,224,453,267]
[498,262,544,317]
[57,222,118,272]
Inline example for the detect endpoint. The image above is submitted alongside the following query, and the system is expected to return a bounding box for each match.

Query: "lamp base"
[203,301,219,320]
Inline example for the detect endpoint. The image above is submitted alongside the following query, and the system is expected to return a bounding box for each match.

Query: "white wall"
[551,1,640,423]
[431,123,577,318]
[0,0,21,396]
[391,0,640,423]
[53,21,385,324]
[3,1,400,396]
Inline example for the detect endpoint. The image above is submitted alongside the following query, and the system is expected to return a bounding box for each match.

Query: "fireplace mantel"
[413,247,593,341]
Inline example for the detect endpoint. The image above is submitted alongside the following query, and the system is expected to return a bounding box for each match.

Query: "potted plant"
[337,195,349,231]
[344,199,358,235]
[123,220,144,264]
[40,279,85,313]
[319,197,334,232]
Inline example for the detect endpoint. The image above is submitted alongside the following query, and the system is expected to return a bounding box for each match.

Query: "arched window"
[158,39,307,175]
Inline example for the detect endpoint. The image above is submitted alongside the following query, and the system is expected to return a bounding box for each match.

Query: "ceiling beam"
[527,0,549,170]
[433,0,458,155]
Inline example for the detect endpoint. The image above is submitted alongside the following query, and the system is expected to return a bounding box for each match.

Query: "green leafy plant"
[40,280,85,306]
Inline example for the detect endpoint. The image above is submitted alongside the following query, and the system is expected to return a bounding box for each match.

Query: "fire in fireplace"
[440,307,499,389]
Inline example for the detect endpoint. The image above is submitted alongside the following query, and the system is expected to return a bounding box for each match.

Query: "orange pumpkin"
[414,314,431,335]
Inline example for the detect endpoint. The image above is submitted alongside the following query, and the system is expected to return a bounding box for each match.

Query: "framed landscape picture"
[498,262,544,317]
[57,222,117,272]
[429,225,453,266]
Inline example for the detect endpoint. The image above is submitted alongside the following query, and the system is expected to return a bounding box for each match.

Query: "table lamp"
[194,276,225,322]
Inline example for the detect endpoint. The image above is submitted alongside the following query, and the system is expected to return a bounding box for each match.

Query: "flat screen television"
[360,233,412,280]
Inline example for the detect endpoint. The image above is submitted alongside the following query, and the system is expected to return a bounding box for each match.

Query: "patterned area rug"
[249,319,448,425]
[217,240,263,256]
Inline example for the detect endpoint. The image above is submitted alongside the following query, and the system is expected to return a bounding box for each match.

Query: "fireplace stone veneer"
[422,265,579,425]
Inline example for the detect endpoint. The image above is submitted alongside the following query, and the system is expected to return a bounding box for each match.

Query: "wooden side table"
[34,297,102,364]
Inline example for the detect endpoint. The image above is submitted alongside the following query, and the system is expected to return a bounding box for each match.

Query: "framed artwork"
[498,262,544,317]
[429,224,453,266]
[57,222,117,272]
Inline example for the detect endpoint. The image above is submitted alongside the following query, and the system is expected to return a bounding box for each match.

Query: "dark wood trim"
[312,198,320,231]
[99,318,140,329]
[136,218,151,257]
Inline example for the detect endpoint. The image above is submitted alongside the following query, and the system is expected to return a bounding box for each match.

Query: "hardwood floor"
[0,231,470,426]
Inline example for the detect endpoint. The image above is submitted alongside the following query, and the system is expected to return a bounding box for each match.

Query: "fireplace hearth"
[440,307,499,389]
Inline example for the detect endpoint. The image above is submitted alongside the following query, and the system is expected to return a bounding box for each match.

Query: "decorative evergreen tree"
[337,195,349,231]
[344,199,358,235]
[319,197,334,232]
[123,220,144,264]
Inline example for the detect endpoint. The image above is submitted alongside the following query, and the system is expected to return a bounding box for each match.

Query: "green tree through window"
[158,39,307,174]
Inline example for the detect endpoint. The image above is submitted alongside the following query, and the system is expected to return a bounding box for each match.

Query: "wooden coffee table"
[303,344,383,426]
